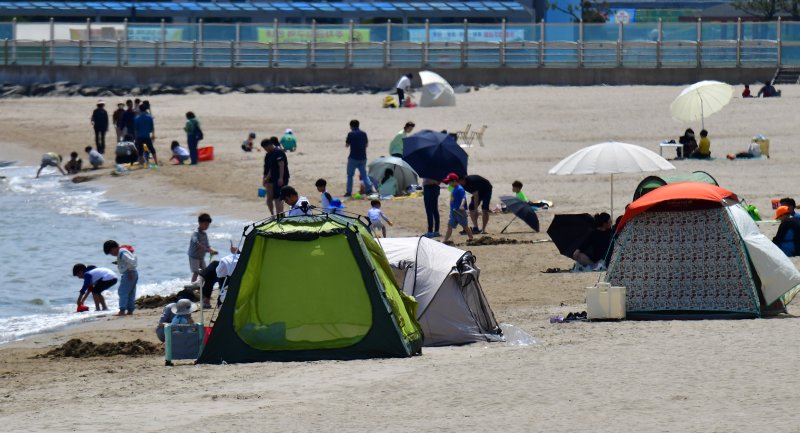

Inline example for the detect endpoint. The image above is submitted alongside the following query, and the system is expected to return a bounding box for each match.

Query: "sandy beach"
[2,85,800,431]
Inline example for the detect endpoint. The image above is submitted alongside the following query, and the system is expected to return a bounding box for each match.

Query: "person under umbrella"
[572,212,613,271]
[546,213,596,259]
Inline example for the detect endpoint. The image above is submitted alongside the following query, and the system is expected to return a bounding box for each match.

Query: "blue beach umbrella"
[402,130,468,181]
[403,129,469,179]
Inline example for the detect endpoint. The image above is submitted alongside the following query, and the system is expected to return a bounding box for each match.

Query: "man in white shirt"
[395,73,413,108]
[280,186,311,217]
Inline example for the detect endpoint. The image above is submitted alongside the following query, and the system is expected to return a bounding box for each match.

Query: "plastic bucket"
[258,187,266,198]
[198,146,214,162]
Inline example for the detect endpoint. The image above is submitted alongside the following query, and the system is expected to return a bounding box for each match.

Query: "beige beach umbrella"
[548,141,676,219]
[670,80,733,130]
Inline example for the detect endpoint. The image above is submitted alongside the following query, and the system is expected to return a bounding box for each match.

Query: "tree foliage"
[732,0,799,20]
[549,0,610,23]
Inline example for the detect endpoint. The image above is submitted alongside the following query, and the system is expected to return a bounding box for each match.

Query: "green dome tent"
[197,212,423,364]
[632,171,718,201]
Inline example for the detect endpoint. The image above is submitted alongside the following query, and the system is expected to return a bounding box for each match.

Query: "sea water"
[0,164,248,343]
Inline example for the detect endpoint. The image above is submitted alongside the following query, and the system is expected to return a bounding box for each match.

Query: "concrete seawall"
[0,65,775,87]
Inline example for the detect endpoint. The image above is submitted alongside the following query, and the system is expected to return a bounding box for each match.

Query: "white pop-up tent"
[418,70,456,107]
[379,236,503,346]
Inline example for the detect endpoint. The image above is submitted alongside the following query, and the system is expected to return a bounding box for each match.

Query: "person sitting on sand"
[85,146,105,169]
[280,129,297,152]
[757,81,778,98]
[742,84,752,98]
[727,139,763,160]
[378,168,400,197]
[72,264,117,311]
[36,152,67,178]
[689,129,711,159]
[572,212,613,271]
[170,141,190,165]
[677,128,697,159]
[65,152,82,174]
[780,198,800,218]
[155,292,197,342]
[241,132,257,152]
[170,299,196,326]
[773,206,800,257]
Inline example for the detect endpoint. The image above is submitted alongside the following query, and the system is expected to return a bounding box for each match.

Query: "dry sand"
[1,86,800,431]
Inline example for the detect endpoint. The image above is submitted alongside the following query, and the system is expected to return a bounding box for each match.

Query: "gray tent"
[380,237,503,346]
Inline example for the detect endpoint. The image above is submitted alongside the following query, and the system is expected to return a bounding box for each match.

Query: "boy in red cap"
[442,173,473,244]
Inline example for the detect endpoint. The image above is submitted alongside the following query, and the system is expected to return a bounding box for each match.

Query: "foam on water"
[0,164,248,344]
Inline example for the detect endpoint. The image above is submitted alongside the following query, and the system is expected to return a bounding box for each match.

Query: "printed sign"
[610,9,636,24]
[257,28,371,43]
[408,28,526,43]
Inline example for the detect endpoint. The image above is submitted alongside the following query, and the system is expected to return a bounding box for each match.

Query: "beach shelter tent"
[197,213,423,364]
[418,71,456,107]
[379,237,503,346]
[607,182,800,319]
[632,170,718,200]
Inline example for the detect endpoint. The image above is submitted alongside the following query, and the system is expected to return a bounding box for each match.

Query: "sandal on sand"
[543,267,563,273]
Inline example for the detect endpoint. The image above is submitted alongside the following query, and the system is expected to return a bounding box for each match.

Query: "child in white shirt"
[367,200,393,238]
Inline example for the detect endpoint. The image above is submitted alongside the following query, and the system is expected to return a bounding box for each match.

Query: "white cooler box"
[586,282,626,320]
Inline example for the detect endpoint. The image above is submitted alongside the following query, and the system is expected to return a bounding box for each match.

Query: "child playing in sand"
[65,152,82,174]
[102,240,138,316]
[84,146,105,169]
[442,173,474,244]
[170,299,197,325]
[72,264,117,311]
[170,141,190,164]
[188,213,218,283]
[316,178,333,210]
[280,129,297,152]
[241,132,257,152]
[368,200,393,238]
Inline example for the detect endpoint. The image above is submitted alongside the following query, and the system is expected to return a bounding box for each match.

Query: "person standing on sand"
[395,73,413,108]
[262,138,290,215]
[90,100,109,154]
[134,104,158,166]
[184,111,202,165]
[345,119,373,197]
[422,177,441,238]
[122,99,136,139]
[389,121,414,158]
[112,102,125,143]
[103,240,138,316]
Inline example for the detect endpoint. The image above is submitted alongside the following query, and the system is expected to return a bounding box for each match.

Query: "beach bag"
[195,126,204,141]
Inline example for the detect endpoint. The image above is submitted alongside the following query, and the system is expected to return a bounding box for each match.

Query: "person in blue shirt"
[773,206,800,257]
[779,197,800,218]
[134,103,159,166]
[344,119,374,197]
[442,173,473,244]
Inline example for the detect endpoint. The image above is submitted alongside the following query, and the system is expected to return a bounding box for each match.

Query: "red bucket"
[198,146,214,162]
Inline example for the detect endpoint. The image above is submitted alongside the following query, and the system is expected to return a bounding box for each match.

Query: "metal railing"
[2,17,799,68]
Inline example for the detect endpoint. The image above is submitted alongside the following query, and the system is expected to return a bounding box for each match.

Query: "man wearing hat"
[280,128,297,152]
[773,206,800,257]
[90,100,109,154]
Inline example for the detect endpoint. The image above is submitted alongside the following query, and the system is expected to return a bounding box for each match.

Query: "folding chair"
[456,124,472,146]
[164,323,204,366]
[468,125,487,147]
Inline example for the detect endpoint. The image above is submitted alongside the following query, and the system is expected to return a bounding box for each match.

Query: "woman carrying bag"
[184,111,203,165]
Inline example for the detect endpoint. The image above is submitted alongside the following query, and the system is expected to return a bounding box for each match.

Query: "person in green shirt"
[280,128,297,152]
[388,121,415,158]
[512,180,530,203]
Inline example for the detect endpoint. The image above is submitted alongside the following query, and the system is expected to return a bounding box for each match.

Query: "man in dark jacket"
[91,100,109,154]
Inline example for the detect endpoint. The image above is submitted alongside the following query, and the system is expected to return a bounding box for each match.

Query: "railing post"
[3,39,8,66]
[192,40,197,67]
[272,18,278,67]
[617,20,623,67]
[154,41,159,67]
[10,18,16,65]
[348,19,354,66]
[41,40,46,66]
[49,17,55,64]
[235,22,241,65]
[198,18,204,65]
[386,19,392,66]
[578,19,584,67]
[123,18,129,65]
[500,18,506,66]
[231,40,236,68]
[116,39,121,67]
[777,16,782,67]
[86,18,92,64]
[736,17,741,67]
[160,18,165,43]
[305,42,311,68]
[78,40,83,66]
[423,19,429,66]
[696,18,702,67]
[344,41,350,68]
[657,18,662,68]
[310,19,316,67]
[268,42,273,68]
[539,19,545,67]
[463,19,468,67]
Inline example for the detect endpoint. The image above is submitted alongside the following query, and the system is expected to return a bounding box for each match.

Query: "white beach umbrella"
[670,80,733,130]
[548,141,676,219]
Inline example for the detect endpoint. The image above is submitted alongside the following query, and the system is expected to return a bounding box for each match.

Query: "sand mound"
[39,338,162,358]
[135,288,199,309]
[466,236,521,246]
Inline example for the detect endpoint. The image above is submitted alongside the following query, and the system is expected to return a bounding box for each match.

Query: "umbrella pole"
[700,96,705,131]
[501,215,518,234]
[610,173,614,221]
